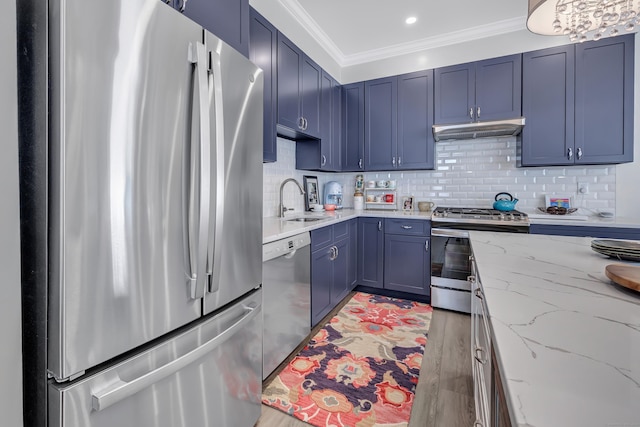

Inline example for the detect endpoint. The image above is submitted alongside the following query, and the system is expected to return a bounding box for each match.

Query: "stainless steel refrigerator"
[17,1,263,426]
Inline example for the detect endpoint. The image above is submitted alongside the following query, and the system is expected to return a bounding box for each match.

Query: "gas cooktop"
[431,206,529,226]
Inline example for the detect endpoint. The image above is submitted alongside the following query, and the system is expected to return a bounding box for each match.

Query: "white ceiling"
[280,0,530,65]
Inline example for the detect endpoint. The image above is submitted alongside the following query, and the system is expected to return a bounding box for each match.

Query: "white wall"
[0,2,24,426]
[264,137,616,217]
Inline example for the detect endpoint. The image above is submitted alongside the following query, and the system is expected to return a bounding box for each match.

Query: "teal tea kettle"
[493,192,518,211]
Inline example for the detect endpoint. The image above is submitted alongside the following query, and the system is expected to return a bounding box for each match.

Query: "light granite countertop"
[263,209,432,244]
[469,231,640,427]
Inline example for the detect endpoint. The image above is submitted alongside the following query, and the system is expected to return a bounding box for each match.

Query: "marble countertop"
[263,209,432,243]
[521,209,640,228]
[469,231,640,427]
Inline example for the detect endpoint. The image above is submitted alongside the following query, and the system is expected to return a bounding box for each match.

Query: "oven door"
[430,228,472,313]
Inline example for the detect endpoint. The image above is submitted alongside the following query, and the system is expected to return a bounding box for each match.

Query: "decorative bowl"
[324,204,336,211]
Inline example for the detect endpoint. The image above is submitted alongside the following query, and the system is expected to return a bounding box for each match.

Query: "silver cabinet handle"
[425,240,429,252]
[476,106,481,120]
[208,49,225,295]
[401,225,413,230]
[577,147,583,160]
[298,117,305,130]
[474,287,483,299]
[321,155,327,166]
[474,346,487,365]
[329,246,337,261]
[180,0,188,12]
[186,41,212,300]
[469,107,474,121]
[378,221,382,231]
[398,156,402,166]
[302,117,308,130]
[467,275,476,283]
[358,158,363,169]
[335,245,339,258]
[474,420,484,427]
[567,147,573,160]
[91,304,259,411]
[392,156,396,167]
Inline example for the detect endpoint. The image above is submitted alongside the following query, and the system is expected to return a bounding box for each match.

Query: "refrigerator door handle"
[186,41,212,300]
[91,303,259,412]
[207,48,225,295]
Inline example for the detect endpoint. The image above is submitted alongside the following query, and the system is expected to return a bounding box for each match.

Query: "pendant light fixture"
[527,0,639,42]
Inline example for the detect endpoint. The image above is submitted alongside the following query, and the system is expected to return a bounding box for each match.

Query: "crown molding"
[278,0,527,68]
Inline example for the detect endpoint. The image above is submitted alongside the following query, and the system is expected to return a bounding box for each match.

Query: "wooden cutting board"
[605,264,640,292]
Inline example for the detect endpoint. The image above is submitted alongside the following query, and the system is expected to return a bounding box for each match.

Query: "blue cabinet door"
[331,77,342,171]
[178,0,249,57]
[277,33,302,132]
[521,45,575,166]
[357,218,384,289]
[317,71,340,171]
[331,237,351,307]
[249,8,277,162]
[397,70,435,170]
[575,35,634,164]
[365,76,397,171]
[348,219,357,289]
[311,246,334,327]
[342,82,365,171]
[475,54,522,121]
[434,63,475,124]
[301,56,322,139]
[384,235,430,296]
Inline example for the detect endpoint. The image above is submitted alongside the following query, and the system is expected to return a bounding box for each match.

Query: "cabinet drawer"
[333,221,349,241]
[310,226,333,251]
[384,219,430,236]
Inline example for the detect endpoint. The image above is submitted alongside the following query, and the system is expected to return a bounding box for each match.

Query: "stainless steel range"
[430,207,530,313]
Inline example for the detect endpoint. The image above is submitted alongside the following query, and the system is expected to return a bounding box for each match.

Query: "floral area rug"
[262,292,433,427]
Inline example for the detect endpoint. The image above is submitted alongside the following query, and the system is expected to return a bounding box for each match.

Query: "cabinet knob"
[577,147,583,160]
[567,147,573,160]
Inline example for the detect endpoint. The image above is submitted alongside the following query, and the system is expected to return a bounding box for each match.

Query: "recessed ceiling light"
[405,16,417,25]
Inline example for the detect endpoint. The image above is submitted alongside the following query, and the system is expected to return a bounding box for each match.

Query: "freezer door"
[48,1,207,379]
[49,289,263,427]
[202,32,264,315]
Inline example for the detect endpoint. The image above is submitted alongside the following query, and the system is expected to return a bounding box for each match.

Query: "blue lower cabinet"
[383,235,431,296]
[357,218,384,289]
[311,245,334,327]
[310,220,356,327]
[348,219,358,289]
[530,224,640,239]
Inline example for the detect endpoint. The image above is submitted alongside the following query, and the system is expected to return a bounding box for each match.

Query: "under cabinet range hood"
[432,117,525,142]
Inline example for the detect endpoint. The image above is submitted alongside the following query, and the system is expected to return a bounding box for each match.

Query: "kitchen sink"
[286,217,327,222]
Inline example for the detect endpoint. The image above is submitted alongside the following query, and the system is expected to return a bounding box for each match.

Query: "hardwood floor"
[256,293,474,426]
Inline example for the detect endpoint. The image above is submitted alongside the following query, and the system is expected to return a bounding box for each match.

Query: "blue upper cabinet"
[364,71,435,171]
[249,8,277,162]
[521,35,633,166]
[341,82,365,172]
[434,54,522,124]
[277,33,321,139]
[364,77,397,171]
[397,70,435,170]
[521,45,575,166]
[176,0,249,57]
[575,36,634,164]
[297,70,341,171]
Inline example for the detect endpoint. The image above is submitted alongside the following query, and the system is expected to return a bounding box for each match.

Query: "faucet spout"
[278,178,306,217]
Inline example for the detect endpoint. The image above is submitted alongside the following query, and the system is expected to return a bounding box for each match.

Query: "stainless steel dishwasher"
[262,232,311,380]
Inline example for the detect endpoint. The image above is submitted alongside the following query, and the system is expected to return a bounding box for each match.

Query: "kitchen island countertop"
[469,231,640,427]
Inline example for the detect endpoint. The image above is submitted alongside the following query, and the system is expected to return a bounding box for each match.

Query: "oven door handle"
[431,228,470,238]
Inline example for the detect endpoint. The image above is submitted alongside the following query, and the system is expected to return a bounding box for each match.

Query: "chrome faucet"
[278,178,305,217]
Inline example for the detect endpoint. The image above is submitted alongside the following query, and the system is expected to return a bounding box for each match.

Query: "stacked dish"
[591,239,640,262]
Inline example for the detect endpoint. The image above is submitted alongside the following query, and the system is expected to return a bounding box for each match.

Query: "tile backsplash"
[263,137,616,217]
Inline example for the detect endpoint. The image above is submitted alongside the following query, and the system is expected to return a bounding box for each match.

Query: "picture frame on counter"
[545,194,573,209]
[303,175,318,211]
[402,196,414,212]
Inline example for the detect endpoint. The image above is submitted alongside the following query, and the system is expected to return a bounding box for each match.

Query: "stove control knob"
[443,211,449,217]
[508,213,514,221]
[499,213,505,220]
